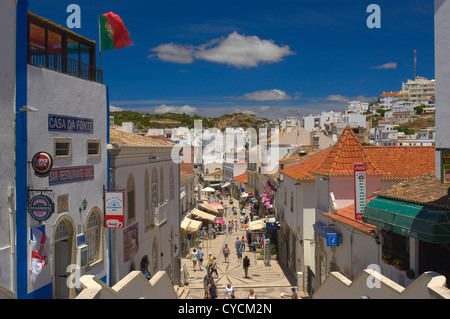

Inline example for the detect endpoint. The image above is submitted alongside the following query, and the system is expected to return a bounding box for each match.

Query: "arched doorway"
[52,216,75,299]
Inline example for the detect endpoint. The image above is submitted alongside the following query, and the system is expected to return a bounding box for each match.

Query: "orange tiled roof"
[363,146,435,180]
[380,91,400,97]
[281,127,435,181]
[324,197,376,234]
[233,172,248,184]
[311,126,382,176]
[280,148,332,180]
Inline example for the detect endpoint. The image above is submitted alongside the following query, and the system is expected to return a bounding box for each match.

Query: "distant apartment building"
[402,76,435,104]
[379,91,399,109]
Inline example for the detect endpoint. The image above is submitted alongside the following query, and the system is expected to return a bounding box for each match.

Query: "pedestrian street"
[181,198,302,299]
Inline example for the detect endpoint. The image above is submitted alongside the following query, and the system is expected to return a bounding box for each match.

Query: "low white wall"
[76,271,178,299]
[313,269,450,299]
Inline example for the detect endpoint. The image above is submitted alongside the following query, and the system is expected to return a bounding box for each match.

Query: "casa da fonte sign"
[48,114,93,133]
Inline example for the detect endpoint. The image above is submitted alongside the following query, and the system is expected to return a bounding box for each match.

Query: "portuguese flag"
[99,12,132,51]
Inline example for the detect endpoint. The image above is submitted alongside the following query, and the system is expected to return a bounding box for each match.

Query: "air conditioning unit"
[77,245,88,268]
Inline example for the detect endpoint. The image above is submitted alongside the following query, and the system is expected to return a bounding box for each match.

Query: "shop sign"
[441,150,450,184]
[104,191,124,228]
[315,222,340,246]
[31,152,53,177]
[28,195,54,222]
[354,163,366,220]
[48,114,93,133]
[49,165,94,185]
[327,233,339,247]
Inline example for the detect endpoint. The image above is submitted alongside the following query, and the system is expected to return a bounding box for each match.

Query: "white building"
[108,128,181,286]
[379,92,399,109]
[1,6,109,299]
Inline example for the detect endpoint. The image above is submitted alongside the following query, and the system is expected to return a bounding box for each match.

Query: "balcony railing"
[28,45,103,84]
[153,200,168,228]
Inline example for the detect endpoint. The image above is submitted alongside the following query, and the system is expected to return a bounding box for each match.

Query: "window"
[126,174,136,224]
[86,210,102,265]
[86,139,101,159]
[53,138,72,161]
[169,167,174,200]
[152,237,158,274]
[145,171,150,229]
[160,168,164,203]
[151,169,158,227]
[290,193,294,212]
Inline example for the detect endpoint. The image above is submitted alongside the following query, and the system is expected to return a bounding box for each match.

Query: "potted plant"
[392,259,404,270]
[381,254,392,264]
[406,269,415,279]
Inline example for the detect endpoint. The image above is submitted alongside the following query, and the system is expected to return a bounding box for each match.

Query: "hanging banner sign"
[354,163,366,220]
[441,150,450,184]
[31,152,54,177]
[104,191,125,228]
[28,195,54,222]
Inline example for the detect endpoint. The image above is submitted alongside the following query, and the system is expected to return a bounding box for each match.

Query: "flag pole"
[98,14,103,70]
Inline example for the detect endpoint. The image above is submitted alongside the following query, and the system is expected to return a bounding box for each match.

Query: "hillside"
[110,110,269,132]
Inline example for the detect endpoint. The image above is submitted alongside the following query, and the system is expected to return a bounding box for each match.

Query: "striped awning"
[363,197,450,243]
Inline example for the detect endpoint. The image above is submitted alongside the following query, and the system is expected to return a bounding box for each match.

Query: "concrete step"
[174,285,190,299]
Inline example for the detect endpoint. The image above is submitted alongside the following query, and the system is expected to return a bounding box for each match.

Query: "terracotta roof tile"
[110,128,176,147]
[311,126,382,176]
[233,172,248,184]
[280,148,332,180]
[363,146,435,180]
[324,197,376,233]
[374,172,450,209]
[281,127,435,181]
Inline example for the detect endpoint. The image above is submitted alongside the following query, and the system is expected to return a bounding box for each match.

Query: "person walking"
[228,221,232,234]
[223,204,228,217]
[235,237,241,255]
[291,287,299,299]
[139,255,152,280]
[208,279,218,299]
[210,256,218,277]
[241,236,246,251]
[198,247,205,271]
[203,270,213,299]
[191,248,198,271]
[243,255,251,278]
[248,289,257,299]
[224,283,235,299]
[222,244,230,263]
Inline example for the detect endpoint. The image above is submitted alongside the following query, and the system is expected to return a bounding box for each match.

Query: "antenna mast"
[414,49,417,79]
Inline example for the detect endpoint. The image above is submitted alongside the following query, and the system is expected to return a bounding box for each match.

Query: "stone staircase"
[174,285,190,299]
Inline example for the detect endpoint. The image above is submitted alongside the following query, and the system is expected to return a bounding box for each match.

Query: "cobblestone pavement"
[181,198,306,299]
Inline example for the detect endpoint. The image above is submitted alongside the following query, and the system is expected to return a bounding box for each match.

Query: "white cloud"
[370,62,398,70]
[149,32,294,68]
[154,104,198,114]
[149,43,194,64]
[195,32,294,68]
[324,94,350,103]
[242,89,291,101]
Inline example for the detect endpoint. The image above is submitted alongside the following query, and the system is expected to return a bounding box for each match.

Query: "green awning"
[362,198,450,243]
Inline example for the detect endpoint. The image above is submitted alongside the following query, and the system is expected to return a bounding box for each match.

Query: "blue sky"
[28,0,434,120]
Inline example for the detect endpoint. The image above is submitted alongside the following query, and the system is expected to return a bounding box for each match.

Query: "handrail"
[28,45,103,84]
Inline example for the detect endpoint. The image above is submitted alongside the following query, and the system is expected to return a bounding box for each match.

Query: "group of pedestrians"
[202,270,258,299]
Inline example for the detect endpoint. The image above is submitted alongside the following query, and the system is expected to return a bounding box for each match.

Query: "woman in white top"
[224,283,235,299]
[248,289,257,299]
[191,248,199,271]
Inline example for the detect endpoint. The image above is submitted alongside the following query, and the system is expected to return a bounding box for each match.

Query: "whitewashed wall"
[0,0,17,292]
[26,65,108,296]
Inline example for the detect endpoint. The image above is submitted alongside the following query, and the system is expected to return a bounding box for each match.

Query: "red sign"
[354,163,366,221]
[104,191,125,228]
[32,152,53,177]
